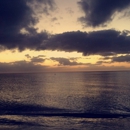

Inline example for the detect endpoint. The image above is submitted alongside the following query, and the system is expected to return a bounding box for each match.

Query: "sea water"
[0,71,130,130]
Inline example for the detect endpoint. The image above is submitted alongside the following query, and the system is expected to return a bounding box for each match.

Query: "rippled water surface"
[0,71,130,129]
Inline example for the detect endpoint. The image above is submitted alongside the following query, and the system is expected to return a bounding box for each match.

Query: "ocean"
[0,71,130,130]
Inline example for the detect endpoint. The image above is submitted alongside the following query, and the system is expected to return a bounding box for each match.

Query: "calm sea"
[0,71,130,130]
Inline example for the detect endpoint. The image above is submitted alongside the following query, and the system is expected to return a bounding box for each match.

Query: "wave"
[29,112,130,118]
[1,101,130,118]
[0,118,42,126]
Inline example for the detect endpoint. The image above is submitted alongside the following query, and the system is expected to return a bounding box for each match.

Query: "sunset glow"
[1,0,130,72]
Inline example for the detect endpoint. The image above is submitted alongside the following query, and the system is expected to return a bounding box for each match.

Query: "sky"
[0,0,130,73]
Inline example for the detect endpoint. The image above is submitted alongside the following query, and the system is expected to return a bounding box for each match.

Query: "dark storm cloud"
[25,54,31,59]
[43,29,130,56]
[50,57,85,66]
[98,52,117,56]
[95,61,104,65]
[0,60,47,73]
[112,55,130,62]
[99,56,112,61]
[78,0,130,27]
[95,60,111,65]
[98,54,130,63]
[0,0,55,51]
[1,0,130,57]
[31,55,45,63]
[69,57,80,60]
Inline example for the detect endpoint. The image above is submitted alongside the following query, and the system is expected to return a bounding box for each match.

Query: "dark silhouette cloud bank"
[44,30,130,56]
[78,0,130,27]
[0,0,55,51]
[0,0,130,57]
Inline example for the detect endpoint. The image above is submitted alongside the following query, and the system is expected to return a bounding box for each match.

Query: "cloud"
[25,54,46,62]
[0,60,47,73]
[69,57,80,60]
[1,1,130,58]
[50,57,85,66]
[1,0,130,57]
[31,55,45,63]
[0,0,55,51]
[43,29,130,56]
[78,0,130,27]
[112,55,130,62]
[98,52,117,56]
[0,56,130,73]
[0,54,48,73]
[99,56,112,61]
[66,7,74,15]
[0,57,87,73]
[85,64,129,71]
[51,17,58,22]
[99,54,130,63]
[25,54,31,59]
[95,60,111,65]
